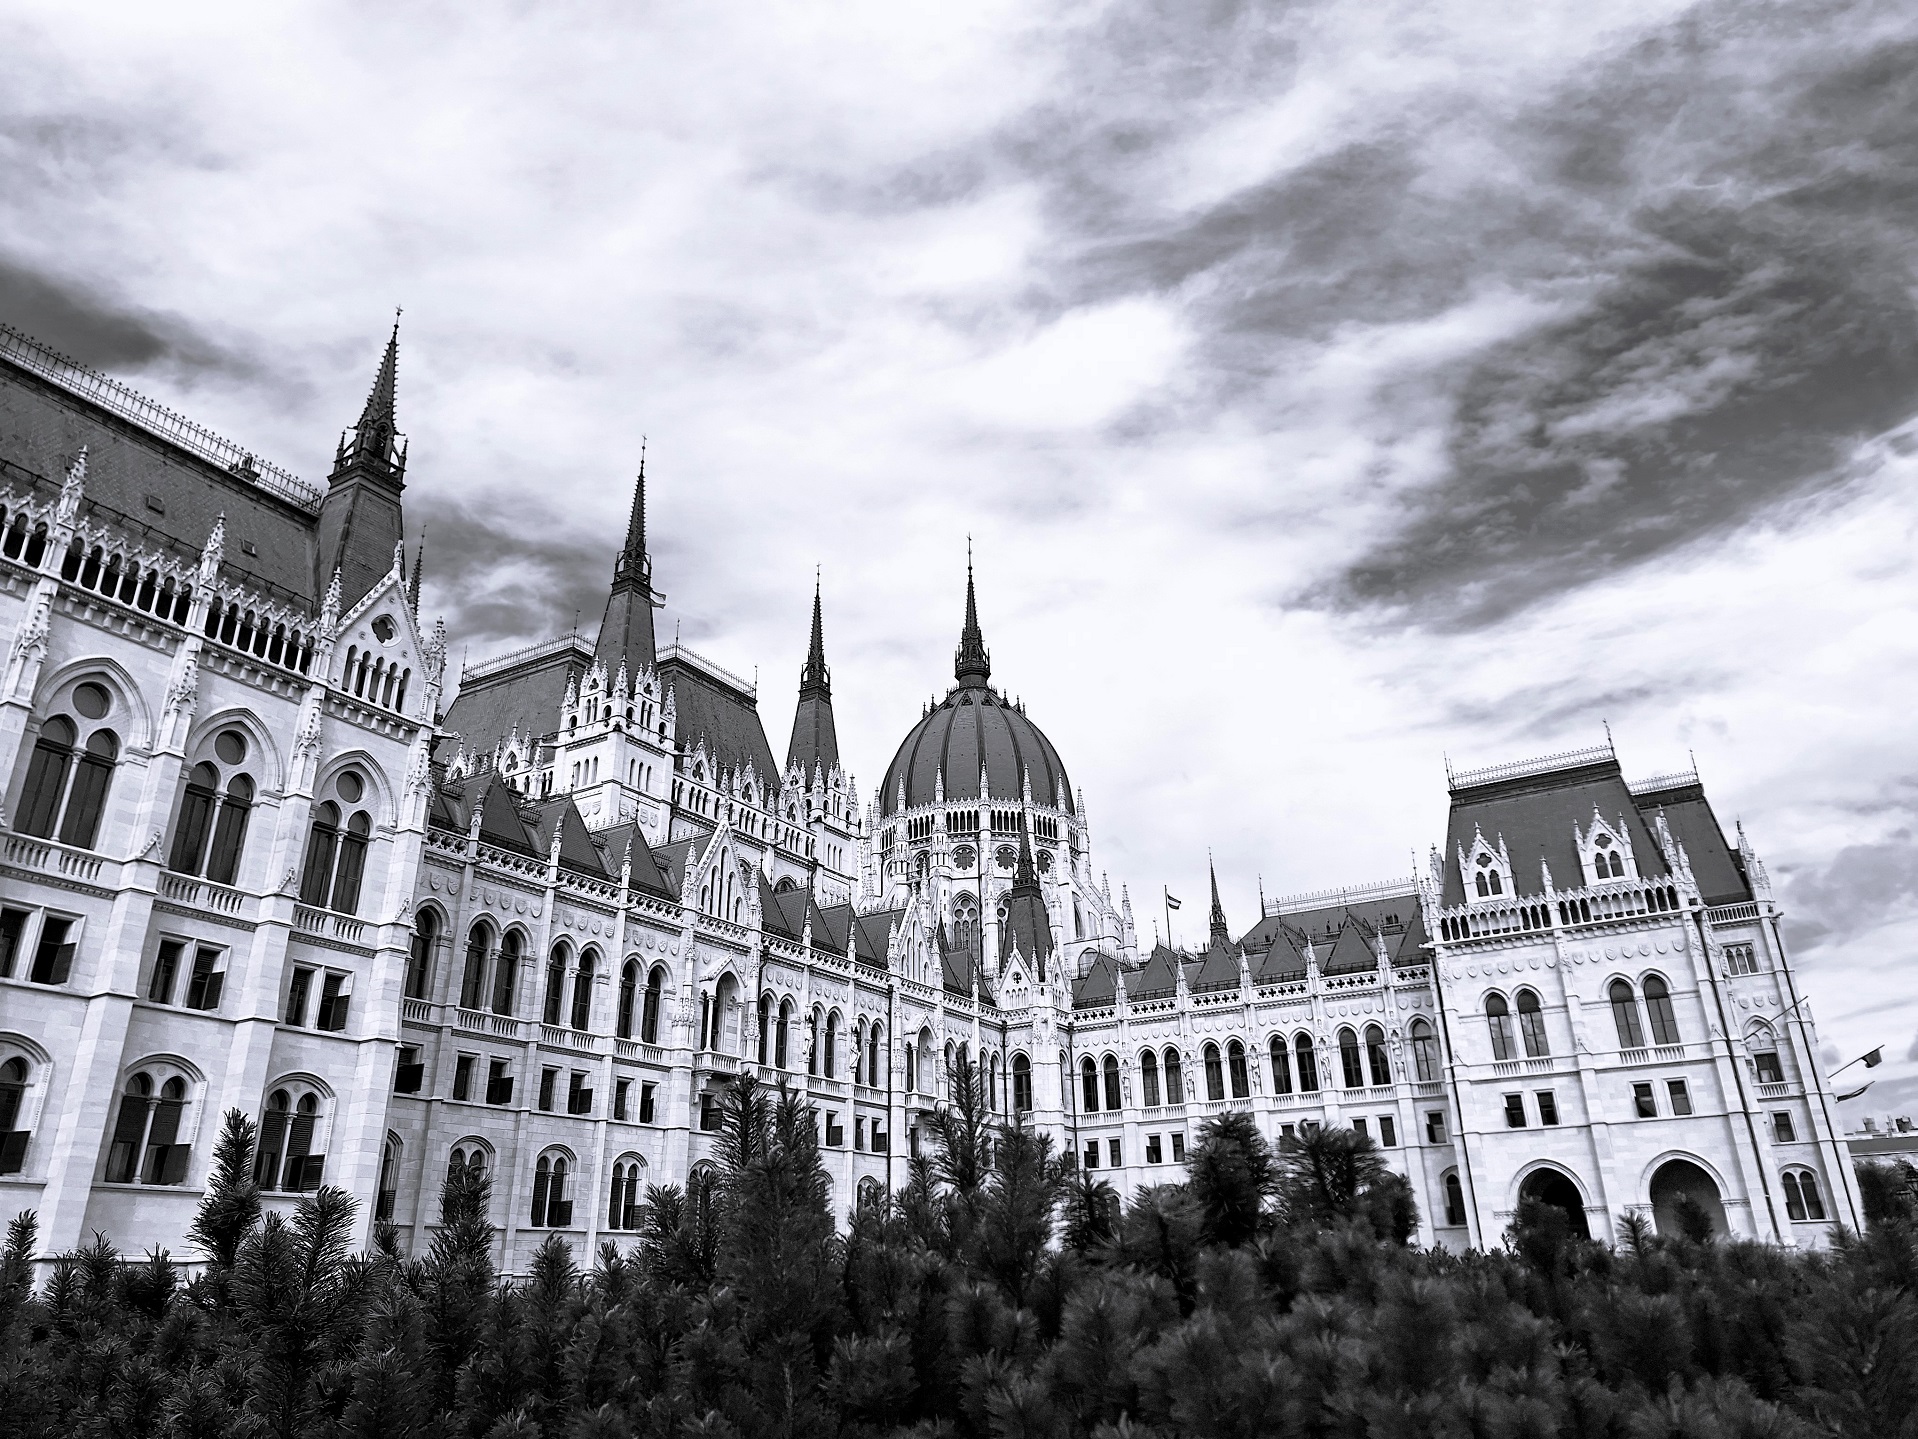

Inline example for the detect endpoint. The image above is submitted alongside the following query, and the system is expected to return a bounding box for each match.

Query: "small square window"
[144,492,166,514]
[0,908,29,978]
[538,1068,558,1112]
[614,1078,630,1121]
[1281,1123,1296,1140]
[486,1060,513,1106]
[854,1118,865,1150]
[1171,1132,1185,1163]
[149,938,186,1004]
[1379,1115,1397,1147]
[640,1082,657,1124]
[1536,1091,1559,1126]
[1668,1080,1693,1116]
[1426,1111,1447,1144]
[1084,1143,1099,1169]
[1633,1082,1657,1119]
[1353,1116,1369,1140]
[825,1111,842,1146]
[1773,1111,1796,1143]
[285,966,315,1026]
[1753,1051,1785,1084]
[701,1093,721,1131]
[1108,1138,1122,1168]
[453,1055,475,1101]
[394,1046,424,1094]
[1146,1134,1162,1164]
[184,947,225,1011]
[30,916,76,985]
[1504,1094,1526,1128]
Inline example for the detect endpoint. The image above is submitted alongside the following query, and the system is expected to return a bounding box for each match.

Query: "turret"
[316,319,408,608]
[594,457,660,681]
[785,574,841,780]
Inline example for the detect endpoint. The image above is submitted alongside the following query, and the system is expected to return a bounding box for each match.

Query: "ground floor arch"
[1518,1164,1592,1240]
[1649,1157,1727,1239]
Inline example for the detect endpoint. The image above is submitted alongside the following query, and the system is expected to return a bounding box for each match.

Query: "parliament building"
[0,321,1864,1273]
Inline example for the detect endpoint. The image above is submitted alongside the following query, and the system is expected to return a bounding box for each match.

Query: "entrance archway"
[1518,1166,1591,1240]
[1649,1159,1727,1239]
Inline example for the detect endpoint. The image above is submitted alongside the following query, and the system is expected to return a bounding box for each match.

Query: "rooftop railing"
[0,324,323,512]
[1447,742,1615,791]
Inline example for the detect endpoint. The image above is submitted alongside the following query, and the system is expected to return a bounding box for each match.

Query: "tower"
[785,575,839,781]
[316,320,408,608]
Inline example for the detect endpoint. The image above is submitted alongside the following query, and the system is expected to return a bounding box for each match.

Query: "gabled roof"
[761,879,814,942]
[476,778,540,856]
[1322,915,1381,975]
[1072,950,1121,1009]
[937,923,988,999]
[1190,937,1242,993]
[812,901,855,959]
[1253,922,1310,983]
[528,798,610,877]
[594,821,677,899]
[1130,943,1181,999]
[1389,907,1430,966]
[660,654,778,785]
[854,909,901,970]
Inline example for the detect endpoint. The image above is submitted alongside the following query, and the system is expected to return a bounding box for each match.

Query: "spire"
[785,571,841,779]
[408,532,424,612]
[1015,821,1038,890]
[594,452,659,678]
[1209,855,1231,949]
[954,541,990,686]
[318,316,408,607]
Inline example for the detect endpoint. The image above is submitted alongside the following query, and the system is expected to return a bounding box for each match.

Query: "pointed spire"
[614,443,649,588]
[1208,854,1231,949]
[408,532,424,612]
[337,313,404,478]
[954,540,990,686]
[1015,820,1038,890]
[595,447,659,677]
[786,570,841,778]
[799,568,829,698]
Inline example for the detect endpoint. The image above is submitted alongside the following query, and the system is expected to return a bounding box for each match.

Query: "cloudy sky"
[6,1,1918,1114]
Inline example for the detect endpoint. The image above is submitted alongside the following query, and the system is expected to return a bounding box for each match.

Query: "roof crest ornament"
[57,446,87,523]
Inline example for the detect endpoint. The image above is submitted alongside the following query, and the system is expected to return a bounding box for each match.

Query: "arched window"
[406,908,440,1001]
[171,729,258,881]
[21,683,122,850]
[1610,980,1645,1049]
[255,1087,325,1192]
[106,1071,190,1185]
[808,1008,822,1076]
[1337,1028,1364,1089]
[991,1053,1002,1110]
[1227,1039,1250,1098]
[169,762,220,876]
[376,1135,401,1221]
[1203,1042,1225,1102]
[448,1144,488,1180]
[1103,1054,1122,1111]
[492,931,522,1016]
[571,949,596,1031]
[1516,990,1548,1057]
[0,1057,30,1174]
[460,923,492,1011]
[1294,1034,1318,1093]
[1363,1025,1389,1086]
[531,1154,571,1227]
[1486,994,1516,1061]
[608,1157,644,1230]
[1268,1036,1292,1094]
[545,941,571,1025]
[856,1177,884,1211]
[617,961,638,1039]
[1081,1056,1099,1112]
[1013,1052,1033,1112]
[776,998,792,1069]
[758,994,772,1065]
[868,1021,883,1088]
[1643,975,1680,1045]
[1443,1171,1466,1227]
[825,1011,840,1078]
[1749,1024,1785,1085]
[1164,1047,1184,1105]
[904,1042,916,1093]
[1473,851,1503,897]
[299,771,373,914]
[1782,1169,1827,1223]
[1409,1018,1439,1083]
[643,967,665,1044]
[1141,1048,1161,1107]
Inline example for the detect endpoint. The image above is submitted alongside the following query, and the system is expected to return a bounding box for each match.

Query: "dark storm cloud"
[414,497,613,653]
[0,254,256,381]
[1779,815,1918,955]
[840,0,1918,627]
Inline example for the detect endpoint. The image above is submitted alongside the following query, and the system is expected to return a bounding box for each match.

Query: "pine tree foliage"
[2,1121,1914,1436]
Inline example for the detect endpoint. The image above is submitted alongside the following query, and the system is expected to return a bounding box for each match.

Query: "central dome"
[878,566,1073,819]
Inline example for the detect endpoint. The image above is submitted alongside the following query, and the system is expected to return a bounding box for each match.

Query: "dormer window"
[1474,853,1503,898]
[1577,813,1638,886]
[1593,835,1624,878]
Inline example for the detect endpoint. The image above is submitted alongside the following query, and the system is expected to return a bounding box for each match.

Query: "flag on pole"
[1837,1081,1874,1102]
[1164,892,1182,910]
[1863,1047,1884,1068]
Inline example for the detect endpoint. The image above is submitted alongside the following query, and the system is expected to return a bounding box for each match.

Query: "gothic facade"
[0,321,1862,1274]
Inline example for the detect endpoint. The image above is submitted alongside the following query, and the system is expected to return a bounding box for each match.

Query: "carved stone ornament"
[320,569,343,636]
[198,515,226,586]
[293,703,323,761]
[10,597,50,664]
[57,447,87,524]
[164,649,199,716]
[423,616,448,684]
[404,740,432,796]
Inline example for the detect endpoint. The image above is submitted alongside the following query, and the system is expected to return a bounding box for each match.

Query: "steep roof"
[854,909,902,970]
[661,653,778,785]
[443,637,591,761]
[1072,950,1121,1009]
[0,342,324,608]
[1253,921,1310,983]
[785,580,840,779]
[1131,944,1181,998]
[528,797,612,877]
[1322,915,1382,975]
[1440,752,1671,906]
[1632,780,1754,907]
[1190,937,1243,993]
[594,821,677,899]
[812,901,855,960]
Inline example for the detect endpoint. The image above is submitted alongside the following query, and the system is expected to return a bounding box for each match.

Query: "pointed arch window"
[808,1007,822,1076]
[0,1057,28,1175]
[1409,1018,1439,1083]
[571,949,596,1031]
[531,1154,571,1228]
[617,960,638,1039]
[1443,1171,1467,1227]
[491,931,522,1016]
[1782,1169,1826,1223]
[106,1071,190,1186]
[1203,1042,1225,1102]
[1363,1025,1390,1086]
[406,908,440,1000]
[867,1021,883,1088]
[1516,990,1549,1057]
[544,941,571,1026]
[460,923,492,1011]
[1609,979,1645,1050]
[1103,1054,1122,1111]
[1749,1024,1785,1085]
[1269,1036,1292,1094]
[1337,1028,1364,1089]
[1141,1048,1161,1107]
[1013,1052,1033,1111]
[299,771,373,914]
[775,998,792,1069]
[1081,1056,1099,1112]
[22,692,121,850]
[643,966,665,1044]
[1643,975,1680,1045]
[1164,1047,1185,1105]
[1473,851,1504,898]
[1486,993,1517,1061]
[824,1011,839,1078]
[1294,1034,1318,1093]
[608,1158,644,1230]
[758,994,773,1065]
